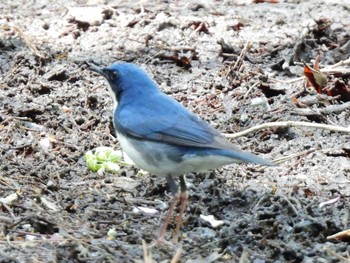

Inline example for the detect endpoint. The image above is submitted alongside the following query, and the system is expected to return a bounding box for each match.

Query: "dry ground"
[1,0,350,262]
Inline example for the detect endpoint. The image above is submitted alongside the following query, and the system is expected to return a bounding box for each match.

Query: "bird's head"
[89,62,158,105]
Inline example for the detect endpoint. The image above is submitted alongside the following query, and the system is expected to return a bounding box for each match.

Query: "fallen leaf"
[304,63,328,93]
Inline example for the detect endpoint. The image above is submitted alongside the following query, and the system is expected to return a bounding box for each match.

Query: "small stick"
[170,247,182,263]
[224,120,350,139]
[142,240,152,263]
[0,23,44,58]
[225,41,251,77]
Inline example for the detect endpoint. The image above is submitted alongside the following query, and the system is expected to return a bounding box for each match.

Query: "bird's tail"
[221,149,275,166]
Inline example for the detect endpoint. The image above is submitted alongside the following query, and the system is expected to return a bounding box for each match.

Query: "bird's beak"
[89,65,107,78]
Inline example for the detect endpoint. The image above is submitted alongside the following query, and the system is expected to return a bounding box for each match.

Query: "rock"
[68,6,104,26]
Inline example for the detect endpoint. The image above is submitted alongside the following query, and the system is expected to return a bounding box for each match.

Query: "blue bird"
[90,62,273,241]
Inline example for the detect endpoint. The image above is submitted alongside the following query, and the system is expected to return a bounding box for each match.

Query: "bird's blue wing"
[116,93,232,149]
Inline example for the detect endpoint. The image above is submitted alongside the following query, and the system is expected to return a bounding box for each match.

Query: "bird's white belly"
[116,132,236,176]
[117,132,170,174]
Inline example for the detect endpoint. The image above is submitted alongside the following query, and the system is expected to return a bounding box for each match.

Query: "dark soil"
[1,0,350,262]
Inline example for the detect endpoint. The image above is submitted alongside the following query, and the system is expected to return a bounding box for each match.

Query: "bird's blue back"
[116,90,223,147]
[108,63,220,148]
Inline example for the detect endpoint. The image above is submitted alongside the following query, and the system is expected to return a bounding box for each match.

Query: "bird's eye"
[110,71,118,80]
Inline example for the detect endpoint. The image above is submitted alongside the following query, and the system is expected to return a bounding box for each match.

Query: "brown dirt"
[1,0,350,262]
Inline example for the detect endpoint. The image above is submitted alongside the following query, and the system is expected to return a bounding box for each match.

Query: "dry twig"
[0,23,44,58]
[142,240,153,263]
[171,247,182,263]
[225,41,251,77]
[293,101,350,116]
[224,120,350,139]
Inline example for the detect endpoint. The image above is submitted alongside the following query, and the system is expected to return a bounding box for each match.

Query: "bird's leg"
[172,175,188,242]
[157,175,179,241]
